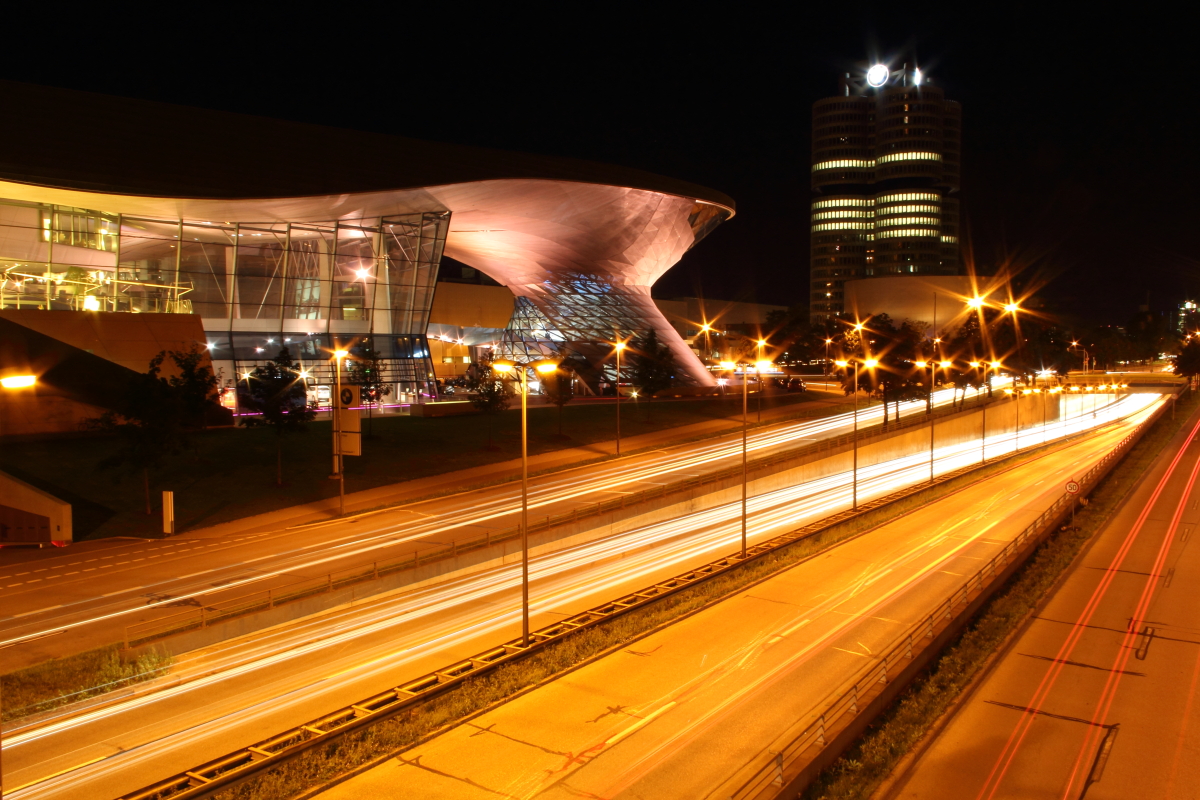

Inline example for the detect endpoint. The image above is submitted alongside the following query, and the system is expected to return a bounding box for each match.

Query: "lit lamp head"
[990,361,1001,369]
[835,360,849,368]
[700,324,711,332]
[967,297,985,309]
[969,361,981,368]
[533,360,559,374]
[755,360,772,373]
[491,359,516,374]
[866,63,889,87]
[939,360,953,368]
[1004,302,1020,313]
[0,374,36,389]
[720,360,737,371]
[613,342,627,352]
[863,359,879,369]
[333,349,349,359]
[757,339,768,347]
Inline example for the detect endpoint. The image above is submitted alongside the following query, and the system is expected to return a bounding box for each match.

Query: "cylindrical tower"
[810,63,961,322]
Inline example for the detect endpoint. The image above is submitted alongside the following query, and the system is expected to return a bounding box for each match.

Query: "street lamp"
[700,323,713,364]
[824,338,833,378]
[1070,341,1091,374]
[492,356,559,646]
[835,357,878,510]
[613,341,626,456]
[332,348,349,515]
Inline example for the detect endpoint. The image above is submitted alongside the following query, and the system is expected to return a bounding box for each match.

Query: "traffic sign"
[1065,480,1080,495]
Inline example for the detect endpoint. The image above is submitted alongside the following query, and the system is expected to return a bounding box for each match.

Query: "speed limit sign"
[1066,480,1080,495]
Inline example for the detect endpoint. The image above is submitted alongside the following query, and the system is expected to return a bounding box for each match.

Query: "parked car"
[785,377,807,393]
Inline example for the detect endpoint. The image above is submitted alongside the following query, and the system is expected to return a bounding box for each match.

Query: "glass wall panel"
[0,195,449,398]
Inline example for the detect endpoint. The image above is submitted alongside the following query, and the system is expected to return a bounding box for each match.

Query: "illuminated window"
[940,235,958,243]
[877,152,942,164]
[875,204,940,215]
[811,198,874,209]
[876,192,940,203]
[810,210,871,220]
[811,159,875,172]
[876,228,939,239]
[876,216,940,228]
[810,222,871,232]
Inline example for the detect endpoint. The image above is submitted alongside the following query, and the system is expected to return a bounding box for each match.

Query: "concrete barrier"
[0,469,71,544]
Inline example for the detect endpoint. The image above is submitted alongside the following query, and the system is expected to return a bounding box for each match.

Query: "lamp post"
[492,357,558,646]
[332,349,349,515]
[1,373,38,800]
[756,339,768,423]
[1070,341,1091,374]
[701,323,712,364]
[613,341,626,456]
[824,338,832,379]
[720,360,751,558]
[836,357,878,510]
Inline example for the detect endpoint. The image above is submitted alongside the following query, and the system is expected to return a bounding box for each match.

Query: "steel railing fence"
[110,393,1158,800]
[724,395,1169,799]
[125,394,997,648]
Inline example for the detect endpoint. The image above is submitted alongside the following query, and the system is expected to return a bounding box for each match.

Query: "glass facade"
[0,196,449,394]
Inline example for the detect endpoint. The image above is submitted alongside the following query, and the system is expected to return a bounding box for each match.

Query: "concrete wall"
[0,308,212,375]
[0,469,71,543]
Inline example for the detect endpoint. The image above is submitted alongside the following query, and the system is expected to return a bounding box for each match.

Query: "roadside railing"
[725,396,1166,799]
[124,395,993,648]
[114,393,1162,800]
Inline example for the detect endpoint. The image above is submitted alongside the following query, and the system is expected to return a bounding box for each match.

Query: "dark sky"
[3,5,1194,325]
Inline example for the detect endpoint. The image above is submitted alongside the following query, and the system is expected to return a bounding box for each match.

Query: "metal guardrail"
[125,395,994,648]
[115,404,1034,800]
[725,397,1166,799]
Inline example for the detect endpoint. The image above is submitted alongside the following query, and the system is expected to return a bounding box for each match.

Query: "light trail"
[975,405,1200,800]
[3,395,1154,799]
[0,390,967,648]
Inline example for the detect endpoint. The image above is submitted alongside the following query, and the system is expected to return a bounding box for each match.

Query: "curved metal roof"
[0,80,734,212]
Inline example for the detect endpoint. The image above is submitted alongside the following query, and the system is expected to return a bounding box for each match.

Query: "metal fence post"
[906,634,913,659]
[851,683,859,714]
[880,660,888,684]
[772,751,784,787]
[817,715,826,745]
[927,615,935,639]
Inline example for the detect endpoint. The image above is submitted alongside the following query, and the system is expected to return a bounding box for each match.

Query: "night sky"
[3,6,1192,325]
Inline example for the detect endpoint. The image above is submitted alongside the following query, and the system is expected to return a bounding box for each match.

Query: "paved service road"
[312,400,1163,800]
[4,396,1149,800]
[885,400,1200,800]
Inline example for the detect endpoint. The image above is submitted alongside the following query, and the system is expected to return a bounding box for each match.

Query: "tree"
[159,344,220,429]
[1127,311,1177,368]
[629,329,676,400]
[238,346,316,486]
[838,315,927,428]
[347,346,392,437]
[464,357,513,449]
[542,363,576,438]
[86,356,188,516]
[1176,339,1200,383]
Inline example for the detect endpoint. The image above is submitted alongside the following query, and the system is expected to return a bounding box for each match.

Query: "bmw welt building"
[0,80,732,420]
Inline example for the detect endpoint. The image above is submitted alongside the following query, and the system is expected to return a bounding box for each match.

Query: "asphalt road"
[2,396,1151,800]
[312,401,1164,800]
[0,390,978,669]
[884,400,1200,800]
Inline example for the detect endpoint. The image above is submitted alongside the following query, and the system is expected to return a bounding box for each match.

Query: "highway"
[0,390,962,666]
[2,394,1153,799]
[311,398,1165,800]
[884,400,1200,799]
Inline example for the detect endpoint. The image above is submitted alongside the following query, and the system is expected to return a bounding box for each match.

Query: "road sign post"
[1066,480,1080,528]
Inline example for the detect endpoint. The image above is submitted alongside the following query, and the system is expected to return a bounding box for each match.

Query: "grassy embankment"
[799,390,1197,800]
[0,391,849,541]
[202,432,1083,800]
[0,646,171,723]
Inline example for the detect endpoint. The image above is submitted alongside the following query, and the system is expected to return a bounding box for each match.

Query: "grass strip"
[1,645,172,723]
[799,390,1198,800]
[205,436,1077,800]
